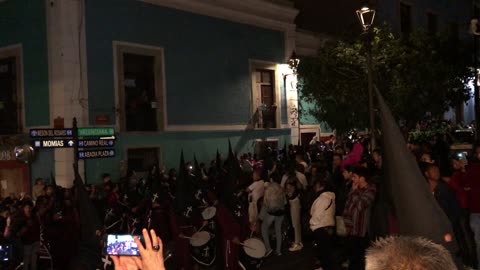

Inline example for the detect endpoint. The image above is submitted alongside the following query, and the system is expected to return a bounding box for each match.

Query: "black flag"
[376,87,458,254]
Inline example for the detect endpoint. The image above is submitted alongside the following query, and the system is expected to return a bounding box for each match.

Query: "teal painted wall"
[31,149,54,185]
[85,130,291,184]
[83,0,292,183]
[300,99,332,133]
[84,0,287,126]
[0,0,49,126]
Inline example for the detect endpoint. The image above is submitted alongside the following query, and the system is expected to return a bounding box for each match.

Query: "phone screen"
[106,235,142,256]
[457,152,467,160]
[0,245,11,262]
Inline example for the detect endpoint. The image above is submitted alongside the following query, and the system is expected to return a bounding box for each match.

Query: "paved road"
[164,242,317,270]
[261,244,317,270]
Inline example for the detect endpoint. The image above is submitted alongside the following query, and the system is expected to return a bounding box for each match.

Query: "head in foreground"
[365,236,456,270]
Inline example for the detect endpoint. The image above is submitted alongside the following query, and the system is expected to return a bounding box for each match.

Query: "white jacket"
[309,191,336,231]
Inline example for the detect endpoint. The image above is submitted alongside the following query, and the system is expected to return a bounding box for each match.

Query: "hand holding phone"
[110,229,165,270]
[106,235,142,256]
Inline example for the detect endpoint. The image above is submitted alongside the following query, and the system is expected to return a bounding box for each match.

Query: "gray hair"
[365,236,456,270]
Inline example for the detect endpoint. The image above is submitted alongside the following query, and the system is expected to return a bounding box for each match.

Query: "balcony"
[256,104,277,129]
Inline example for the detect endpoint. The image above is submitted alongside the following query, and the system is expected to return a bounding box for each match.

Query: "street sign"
[78,127,115,137]
[30,129,73,138]
[78,139,115,148]
[33,139,75,148]
[78,149,115,159]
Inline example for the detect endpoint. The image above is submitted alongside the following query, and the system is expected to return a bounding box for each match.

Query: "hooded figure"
[69,164,103,270]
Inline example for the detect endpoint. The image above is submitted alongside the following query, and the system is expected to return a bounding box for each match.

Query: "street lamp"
[356,6,376,31]
[356,5,376,150]
[288,51,300,73]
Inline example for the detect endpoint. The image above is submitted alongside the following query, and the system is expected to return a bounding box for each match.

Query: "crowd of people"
[0,132,479,270]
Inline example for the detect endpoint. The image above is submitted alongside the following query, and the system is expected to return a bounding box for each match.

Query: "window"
[127,148,160,176]
[400,3,412,36]
[115,43,165,132]
[255,69,277,129]
[0,55,21,135]
[255,139,278,156]
[426,12,437,35]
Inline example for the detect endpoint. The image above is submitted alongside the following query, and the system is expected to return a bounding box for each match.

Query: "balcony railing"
[256,104,277,129]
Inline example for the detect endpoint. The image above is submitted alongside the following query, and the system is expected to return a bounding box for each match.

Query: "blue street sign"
[78,149,115,159]
[32,139,75,148]
[30,129,73,138]
[77,139,115,148]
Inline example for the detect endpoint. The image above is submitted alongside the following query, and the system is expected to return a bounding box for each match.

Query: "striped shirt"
[343,183,376,237]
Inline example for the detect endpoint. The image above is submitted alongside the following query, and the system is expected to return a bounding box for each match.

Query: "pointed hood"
[376,87,457,251]
[193,154,202,181]
[71,164,102,269]
[174,150,190,214]
[216,149,221,170]
[220,140,242,208]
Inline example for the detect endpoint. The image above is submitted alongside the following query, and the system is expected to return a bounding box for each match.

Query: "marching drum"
[201,206,216,220]
[190,231,216,266]
[240,238,266,270]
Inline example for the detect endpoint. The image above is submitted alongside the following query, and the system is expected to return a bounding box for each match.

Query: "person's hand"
[250,223,257,232]
[111,256,140,270]
[232,237,241,245]
[352,182,359,190]
[134,229,165,270]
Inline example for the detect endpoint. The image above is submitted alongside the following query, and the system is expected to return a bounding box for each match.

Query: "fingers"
[134,236,145,255]
[133,257,143,270]
[150,229,161,252]
[142,229,152,250]
[110,256,120,267]
[157,236,163,254]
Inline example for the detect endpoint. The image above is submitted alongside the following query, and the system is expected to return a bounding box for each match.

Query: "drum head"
[190,231,211,247]
[202,207,217,220]
[243,238,266,258]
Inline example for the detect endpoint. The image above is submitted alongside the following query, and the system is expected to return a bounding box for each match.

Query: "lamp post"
[356,6,376,150]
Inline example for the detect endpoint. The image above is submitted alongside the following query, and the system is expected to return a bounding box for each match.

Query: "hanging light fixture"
[356,6,376,31]
[288,51,300,73]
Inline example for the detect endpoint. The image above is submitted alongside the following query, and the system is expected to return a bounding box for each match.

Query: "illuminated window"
[255,69,277,129]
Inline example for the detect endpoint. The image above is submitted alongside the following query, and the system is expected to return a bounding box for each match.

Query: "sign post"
[73,118,79,179]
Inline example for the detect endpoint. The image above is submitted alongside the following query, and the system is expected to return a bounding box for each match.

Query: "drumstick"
[236,242,254,250]
[197,224,206,232]
[179,235,194,240]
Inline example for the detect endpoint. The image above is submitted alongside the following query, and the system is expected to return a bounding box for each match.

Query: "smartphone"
[0,245,11,262]
[105,234,142,256]
[457,151,468,161]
